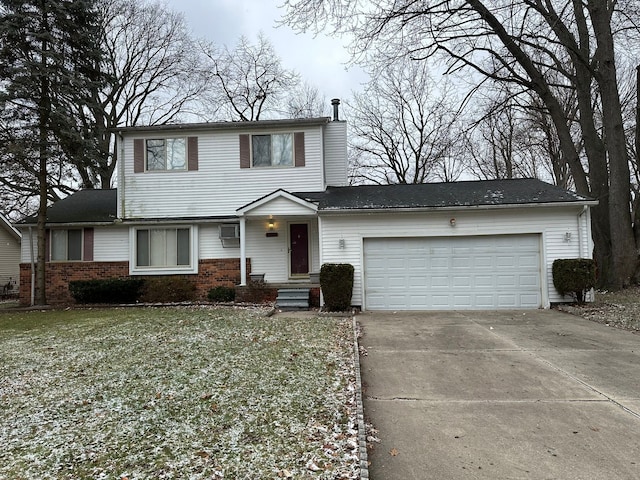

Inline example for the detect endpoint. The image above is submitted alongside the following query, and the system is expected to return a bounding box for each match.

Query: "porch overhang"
[236,189,319,286]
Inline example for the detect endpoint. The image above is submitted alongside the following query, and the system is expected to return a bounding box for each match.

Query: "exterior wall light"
[449,218,456,227]
[339,238,346,249]
[265,218,278,237]
[564,232,571,242]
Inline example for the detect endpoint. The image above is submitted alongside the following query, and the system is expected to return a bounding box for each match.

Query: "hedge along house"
[16,105,596,309]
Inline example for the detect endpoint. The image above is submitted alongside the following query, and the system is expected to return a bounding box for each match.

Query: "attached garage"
[316,179,598,310]
[364,235,542,310]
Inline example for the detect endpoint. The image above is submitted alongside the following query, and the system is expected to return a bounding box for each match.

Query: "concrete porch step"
[276,288,310,310]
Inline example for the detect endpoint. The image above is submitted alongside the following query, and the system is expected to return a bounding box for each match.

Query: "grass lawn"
[0,306,358,479]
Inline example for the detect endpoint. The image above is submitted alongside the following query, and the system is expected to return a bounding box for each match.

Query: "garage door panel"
[364,235,541,310]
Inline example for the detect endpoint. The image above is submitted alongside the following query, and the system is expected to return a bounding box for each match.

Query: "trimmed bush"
[208,285,236,302]
[139,277,197,303]
[552,258,597,303]
[69,278,145,304]
[320,263,354,311]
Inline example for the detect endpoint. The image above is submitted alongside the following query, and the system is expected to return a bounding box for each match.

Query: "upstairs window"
[146,138,186,171]
[252,134,293,167]
[133,137,198,173]
[240,132,304,168]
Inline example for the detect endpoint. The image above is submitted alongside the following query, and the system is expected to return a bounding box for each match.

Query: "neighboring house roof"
[115,117,331,134]
[18,189,117,226]
[0,212,21,240]
[295,178,596,211]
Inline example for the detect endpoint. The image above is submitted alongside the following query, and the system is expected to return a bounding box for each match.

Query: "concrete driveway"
[358,310,640,479]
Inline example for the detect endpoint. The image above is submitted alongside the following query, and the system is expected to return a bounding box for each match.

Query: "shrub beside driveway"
[0,307,359,479]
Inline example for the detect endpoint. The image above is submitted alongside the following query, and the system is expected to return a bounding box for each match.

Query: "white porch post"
[239,216,247,286]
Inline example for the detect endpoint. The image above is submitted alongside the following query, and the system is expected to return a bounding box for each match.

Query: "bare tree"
[200,33,300,121]
[466,84,578,188]
[348,60,462,184]
[76,0,206,189]
[281,0,639,289]
[284,81,328,118]
[0,0,207,216]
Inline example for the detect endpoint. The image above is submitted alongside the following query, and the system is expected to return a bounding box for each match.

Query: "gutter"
[114,117,330,134]
[18,221,117,228]
[317,201,599,215]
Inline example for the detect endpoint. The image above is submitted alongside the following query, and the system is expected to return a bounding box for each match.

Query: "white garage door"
[364,235,542,310]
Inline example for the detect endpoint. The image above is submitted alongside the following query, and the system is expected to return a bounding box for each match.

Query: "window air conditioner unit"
[219,224,240,247]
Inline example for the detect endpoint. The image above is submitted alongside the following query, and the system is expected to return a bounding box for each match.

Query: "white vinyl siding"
[121,127,324,219]
[94,227,129,261]
[323,121,347,186]
[320,206,591,309]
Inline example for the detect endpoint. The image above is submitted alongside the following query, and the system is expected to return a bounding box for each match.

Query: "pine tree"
[0,0,105,305]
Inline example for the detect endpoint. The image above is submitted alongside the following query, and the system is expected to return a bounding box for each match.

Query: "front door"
[289,223,309,276]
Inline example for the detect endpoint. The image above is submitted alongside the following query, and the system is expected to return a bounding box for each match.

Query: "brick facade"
[19,258,248,306]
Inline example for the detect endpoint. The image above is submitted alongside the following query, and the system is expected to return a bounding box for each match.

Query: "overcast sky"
[164,0,369,104]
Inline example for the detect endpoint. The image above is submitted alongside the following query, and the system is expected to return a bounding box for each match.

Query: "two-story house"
[17,101,597,310]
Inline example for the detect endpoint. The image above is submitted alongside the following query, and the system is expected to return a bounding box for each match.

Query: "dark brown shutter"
[45,229,50,262]
[187,136,198,171]
[294,132,305,167]
[134,139,144,173]
[83,228,94,261]
[239,134,250,168]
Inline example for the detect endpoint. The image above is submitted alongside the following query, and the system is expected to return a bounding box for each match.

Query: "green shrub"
[69,278,145,304]
[208,285,236,302]
[552,258,597,303]
[320,263,354,311]
[139,277,197,303]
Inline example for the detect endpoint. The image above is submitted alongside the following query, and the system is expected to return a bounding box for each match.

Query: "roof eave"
[318,200,599,214]
[116,117,331,134]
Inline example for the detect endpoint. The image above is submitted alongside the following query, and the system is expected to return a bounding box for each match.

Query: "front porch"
[237,189,321,287]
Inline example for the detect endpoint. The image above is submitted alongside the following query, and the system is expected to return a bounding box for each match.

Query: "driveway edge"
[352,316,369,479]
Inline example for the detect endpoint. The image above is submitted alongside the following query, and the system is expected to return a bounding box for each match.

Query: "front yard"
[0,307,359,479]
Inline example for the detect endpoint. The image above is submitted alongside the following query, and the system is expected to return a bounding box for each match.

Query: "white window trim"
[129,225,199,275]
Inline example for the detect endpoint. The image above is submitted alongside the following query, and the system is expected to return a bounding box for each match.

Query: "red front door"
[290,223,309,276]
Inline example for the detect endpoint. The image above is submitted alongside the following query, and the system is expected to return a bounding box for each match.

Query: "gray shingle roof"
[295,179,594,211]
[18,189,117,225]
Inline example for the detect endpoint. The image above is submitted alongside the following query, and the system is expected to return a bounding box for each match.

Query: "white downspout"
[239,216,247,286]
[317,215,324,308]
[577,206,587,258]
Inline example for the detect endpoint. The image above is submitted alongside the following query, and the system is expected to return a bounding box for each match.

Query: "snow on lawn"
[0,307,359,479]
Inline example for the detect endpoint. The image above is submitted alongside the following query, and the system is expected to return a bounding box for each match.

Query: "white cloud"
[166,0,368,102]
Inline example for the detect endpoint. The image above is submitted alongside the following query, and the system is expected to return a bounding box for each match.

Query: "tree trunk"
[35,0,50,306]
[589,0,638,288]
